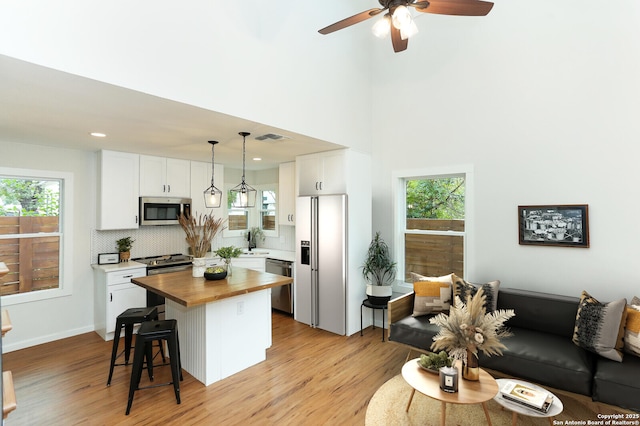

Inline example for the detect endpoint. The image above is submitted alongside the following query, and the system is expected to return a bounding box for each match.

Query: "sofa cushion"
[452,274,500,312]
[410,273,453,317]
[496,288,580,339]
[624,304,640,357]
[593,354,640,411]
[479,327,595,396]
[572,291,627,362]
[388,314,441,352]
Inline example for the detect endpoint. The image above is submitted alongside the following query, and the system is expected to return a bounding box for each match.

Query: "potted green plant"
[214,246,243,276]
[116,237,134,262]
[362,232,396,304]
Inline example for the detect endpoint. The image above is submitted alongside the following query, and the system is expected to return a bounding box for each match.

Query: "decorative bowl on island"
[204,266,227,280]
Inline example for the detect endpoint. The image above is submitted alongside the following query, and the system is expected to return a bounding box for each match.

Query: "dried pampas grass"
[179,213,226,258]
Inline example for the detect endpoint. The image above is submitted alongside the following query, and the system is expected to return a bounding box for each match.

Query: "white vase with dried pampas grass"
[179,213,226,277]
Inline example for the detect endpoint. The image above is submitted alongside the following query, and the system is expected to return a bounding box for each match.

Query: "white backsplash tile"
[91,225,295,264]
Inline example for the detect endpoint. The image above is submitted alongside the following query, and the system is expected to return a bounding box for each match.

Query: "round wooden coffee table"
[402,358,499,426]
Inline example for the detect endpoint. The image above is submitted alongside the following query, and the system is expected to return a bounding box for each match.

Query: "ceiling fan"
[319,0,494,53]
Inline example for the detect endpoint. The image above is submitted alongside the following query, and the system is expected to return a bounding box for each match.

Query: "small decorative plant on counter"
[179,212,226,277]
[429,288,515,381]
[213,246,243,276]
[116,237,134,262]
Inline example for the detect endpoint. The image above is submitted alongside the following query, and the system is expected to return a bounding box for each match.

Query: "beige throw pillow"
[573,291,627,362]
[410,272,453,317]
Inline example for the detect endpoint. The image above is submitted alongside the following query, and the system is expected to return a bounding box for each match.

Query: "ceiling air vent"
[255,133,288,141]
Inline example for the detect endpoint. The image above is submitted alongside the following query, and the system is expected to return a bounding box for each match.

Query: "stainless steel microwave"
[139,197,191,226]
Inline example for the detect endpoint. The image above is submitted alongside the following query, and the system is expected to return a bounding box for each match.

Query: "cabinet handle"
[319,182,323,191]
[110,293,112,302]
[135,215,138,224]
[123,274,133,279]
[163,184,166,192]
[168,184,171,192]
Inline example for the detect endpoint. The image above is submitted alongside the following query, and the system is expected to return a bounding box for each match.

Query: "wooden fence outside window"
[0,216,60,296]
[405,219,464,281]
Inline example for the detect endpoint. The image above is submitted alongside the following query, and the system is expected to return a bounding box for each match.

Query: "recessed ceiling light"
[253,157,262,161]
[90,132,107,138]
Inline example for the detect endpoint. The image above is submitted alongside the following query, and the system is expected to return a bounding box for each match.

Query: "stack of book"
[500,381,554,413]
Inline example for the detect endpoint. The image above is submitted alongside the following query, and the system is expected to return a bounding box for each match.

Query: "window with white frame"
[0,167,73,304]
[224,185,278,238]
[395,167,472,284]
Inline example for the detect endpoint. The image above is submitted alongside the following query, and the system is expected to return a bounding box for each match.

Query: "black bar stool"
[126,319,183,415]
[107,307,165,386]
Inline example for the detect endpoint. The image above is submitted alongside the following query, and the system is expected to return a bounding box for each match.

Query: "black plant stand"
[360,299,388,342]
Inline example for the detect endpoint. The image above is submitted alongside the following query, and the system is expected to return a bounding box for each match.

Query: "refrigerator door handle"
[310,196,319,327]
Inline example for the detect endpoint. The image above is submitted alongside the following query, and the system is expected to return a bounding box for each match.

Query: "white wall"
[0,0,374,153]
[1,142,97,351]
[3,0,639,351]
[370,0,640,302]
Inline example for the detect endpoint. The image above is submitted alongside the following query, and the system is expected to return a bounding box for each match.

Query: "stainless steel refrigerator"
[294,194,347,335]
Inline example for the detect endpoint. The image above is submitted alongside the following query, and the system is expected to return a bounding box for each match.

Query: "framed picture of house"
[518,205,589,248]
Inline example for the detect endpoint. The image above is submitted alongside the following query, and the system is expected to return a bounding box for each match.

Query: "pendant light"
[230,131,257,208]
[203,140,222,208]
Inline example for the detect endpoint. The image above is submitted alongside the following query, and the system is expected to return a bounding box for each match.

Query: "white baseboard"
[2,325,95,353]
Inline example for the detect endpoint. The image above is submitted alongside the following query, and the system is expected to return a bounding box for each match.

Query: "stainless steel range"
[133,253,192,318]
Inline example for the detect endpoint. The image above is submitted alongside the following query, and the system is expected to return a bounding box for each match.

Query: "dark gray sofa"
[388,287,640,412]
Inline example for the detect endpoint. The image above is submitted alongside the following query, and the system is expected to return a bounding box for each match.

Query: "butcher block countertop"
[131,267,293,308]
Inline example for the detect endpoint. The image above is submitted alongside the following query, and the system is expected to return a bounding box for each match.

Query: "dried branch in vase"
[179,213,226,258]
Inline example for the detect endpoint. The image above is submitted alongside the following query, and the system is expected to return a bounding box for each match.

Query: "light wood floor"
[3,312,407,425]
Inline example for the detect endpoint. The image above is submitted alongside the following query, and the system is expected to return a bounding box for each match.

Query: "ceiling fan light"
[392,5,412,30]
[371,15,391,38]
[400,20,419,40]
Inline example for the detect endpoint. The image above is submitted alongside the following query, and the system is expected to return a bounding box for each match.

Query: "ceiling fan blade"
[413,0,494,16]
[390,26,408,53]
[318,8,385,35]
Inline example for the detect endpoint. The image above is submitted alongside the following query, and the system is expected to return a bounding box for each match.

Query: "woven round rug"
[365,375,608,426]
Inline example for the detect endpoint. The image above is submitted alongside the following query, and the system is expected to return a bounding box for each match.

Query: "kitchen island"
[131,267,293,386]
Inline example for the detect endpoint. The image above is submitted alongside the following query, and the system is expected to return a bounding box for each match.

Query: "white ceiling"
[0,55,344,171]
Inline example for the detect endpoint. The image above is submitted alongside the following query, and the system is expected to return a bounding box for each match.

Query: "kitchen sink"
[242,250,269,255]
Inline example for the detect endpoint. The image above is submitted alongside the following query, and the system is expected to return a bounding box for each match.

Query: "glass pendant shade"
[203,140,222,208]
[230,132,257,208]
[372,14,391,38]
[400,19,419,40]
[392,5,412,30]
[230,182,257,208]
[203,186,222,208]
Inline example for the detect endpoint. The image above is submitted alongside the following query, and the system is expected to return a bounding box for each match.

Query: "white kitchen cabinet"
[140,155,191,197]
[278,162,296,225]
[97,150,140,230]
[190,160,224,217]
[296,150,346,196]
[93,265,147,341]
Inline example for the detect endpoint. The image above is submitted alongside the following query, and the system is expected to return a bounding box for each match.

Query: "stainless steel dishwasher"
[266,258,293,314]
